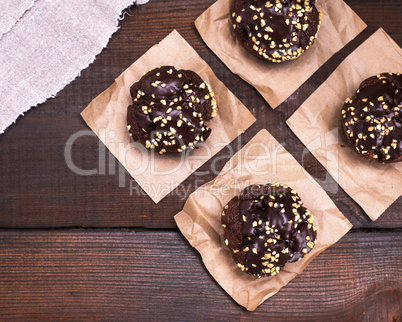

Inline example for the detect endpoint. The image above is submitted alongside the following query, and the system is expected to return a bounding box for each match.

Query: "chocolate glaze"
[222,183,316,277]
[232,0,321,62]
[342,72,402,163]
[127,66,217,154]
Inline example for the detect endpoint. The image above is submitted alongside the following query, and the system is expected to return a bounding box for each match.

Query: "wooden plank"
[0,114,400,229]
[0,230,400,320]
[0,0,401,229]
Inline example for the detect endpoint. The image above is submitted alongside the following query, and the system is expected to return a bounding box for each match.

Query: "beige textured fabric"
[0,0,36,39]
[0,0,149,134]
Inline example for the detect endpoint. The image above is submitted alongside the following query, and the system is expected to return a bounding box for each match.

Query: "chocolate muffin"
[231,0,321,63]
[127,66,217,154]
[222,183,317,278]
[342,72,402,163]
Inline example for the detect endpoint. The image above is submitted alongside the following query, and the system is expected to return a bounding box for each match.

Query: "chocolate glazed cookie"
[222,183,317,278]
[127,66,217,154]
[231,0,321,63]
[342,72,402,163]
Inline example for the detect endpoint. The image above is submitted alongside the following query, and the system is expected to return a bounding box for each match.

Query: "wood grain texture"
[1,1,401,319]
[0,0,400,230]
[0,230,400,320]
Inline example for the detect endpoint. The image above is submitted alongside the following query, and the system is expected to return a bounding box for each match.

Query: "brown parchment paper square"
[195,0,366,109]
[81,30,256,203]
[174,129,352,311]
[287,29,402,221]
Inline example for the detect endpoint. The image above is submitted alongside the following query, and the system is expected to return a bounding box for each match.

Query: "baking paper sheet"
[175,129,352,310]
[195,0,366,108]
[81,30,256,203]
[287,29,402,221]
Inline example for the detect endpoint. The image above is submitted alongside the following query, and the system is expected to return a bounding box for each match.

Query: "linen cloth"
[0,0,149,134]
[0,0,36,40]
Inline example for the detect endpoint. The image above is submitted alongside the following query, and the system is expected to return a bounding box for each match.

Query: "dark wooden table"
[0,0,401,320]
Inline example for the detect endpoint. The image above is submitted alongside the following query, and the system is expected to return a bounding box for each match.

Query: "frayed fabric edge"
[0,0,149,135]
